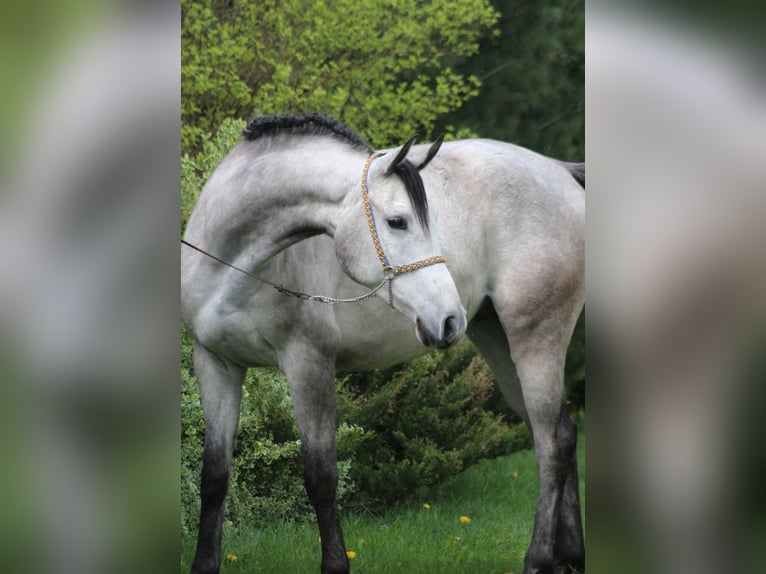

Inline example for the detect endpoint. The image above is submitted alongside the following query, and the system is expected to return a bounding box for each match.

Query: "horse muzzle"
[415,311,466,349]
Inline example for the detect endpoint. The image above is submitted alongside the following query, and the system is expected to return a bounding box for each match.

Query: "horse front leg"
[191,343,246,574]
[282,343,348,574]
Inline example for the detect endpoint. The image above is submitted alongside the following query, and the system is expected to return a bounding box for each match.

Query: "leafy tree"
[437,0,584,160]
[182,0,499,153]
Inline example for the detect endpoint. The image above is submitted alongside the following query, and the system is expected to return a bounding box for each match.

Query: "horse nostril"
[443,315,456,342]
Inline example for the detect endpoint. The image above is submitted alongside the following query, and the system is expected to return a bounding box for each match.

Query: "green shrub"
[180,332,203,535]
[336,340,529,510]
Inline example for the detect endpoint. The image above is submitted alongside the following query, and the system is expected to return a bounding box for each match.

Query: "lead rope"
[181,238,392,305]
[181,151,446,307]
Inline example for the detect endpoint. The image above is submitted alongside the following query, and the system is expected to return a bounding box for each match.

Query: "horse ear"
[381,134,419,175]
[416,134,444,171]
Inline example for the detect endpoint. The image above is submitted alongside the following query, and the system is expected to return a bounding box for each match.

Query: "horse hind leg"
[512,310,586,574]
[512,340,576,574]
[466,300,528,423]
[190,343,245,574]
[468,300,584,574]
[552,409,585,573]
[281,341,349,574]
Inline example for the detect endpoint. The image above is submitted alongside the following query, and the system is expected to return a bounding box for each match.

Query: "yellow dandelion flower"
[460,515,471,523]
[423,503,431,509]
[512,471,519,479]
[225,554,237,562]
[453,536,462,542]
[346,550,356,559]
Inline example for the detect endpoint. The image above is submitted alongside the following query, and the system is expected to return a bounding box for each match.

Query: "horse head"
[334,136,467,349]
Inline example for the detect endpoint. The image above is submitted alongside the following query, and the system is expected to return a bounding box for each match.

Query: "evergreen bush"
[336,340,529,509]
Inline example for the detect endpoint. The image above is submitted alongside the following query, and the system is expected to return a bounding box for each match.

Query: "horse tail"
[563,162,585,189]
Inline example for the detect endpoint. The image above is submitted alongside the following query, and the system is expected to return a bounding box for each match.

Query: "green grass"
[182,432,584,574]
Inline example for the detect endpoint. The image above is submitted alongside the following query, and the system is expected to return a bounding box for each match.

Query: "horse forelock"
[241,112,372,153]
[392,159,430,234]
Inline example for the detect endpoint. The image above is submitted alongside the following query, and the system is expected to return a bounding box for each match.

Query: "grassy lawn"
[182,432,584,574]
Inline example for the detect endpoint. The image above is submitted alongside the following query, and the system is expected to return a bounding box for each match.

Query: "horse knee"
[303,455,339,507]
[200,450,231,507]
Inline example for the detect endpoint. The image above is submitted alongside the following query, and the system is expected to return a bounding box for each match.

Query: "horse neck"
[192,139,366,270]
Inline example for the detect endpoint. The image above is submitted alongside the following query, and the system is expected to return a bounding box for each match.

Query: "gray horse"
[182,113,585,574]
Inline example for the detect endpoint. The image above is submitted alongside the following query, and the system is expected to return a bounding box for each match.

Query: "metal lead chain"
[274,275,392,305]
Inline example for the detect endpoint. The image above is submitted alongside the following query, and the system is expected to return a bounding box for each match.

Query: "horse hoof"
[553,555,584,573]
[522,562,554,574]
[321,558,350,574]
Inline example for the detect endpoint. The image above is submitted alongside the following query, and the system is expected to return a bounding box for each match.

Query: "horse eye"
[386,217,408,230]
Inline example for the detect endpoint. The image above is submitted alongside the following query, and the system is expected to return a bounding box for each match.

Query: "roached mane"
[242,113,430,232]
[242,112,372,153]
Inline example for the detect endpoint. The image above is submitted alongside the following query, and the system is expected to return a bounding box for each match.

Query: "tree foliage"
[438,0,584,160]
[181,0,499,153]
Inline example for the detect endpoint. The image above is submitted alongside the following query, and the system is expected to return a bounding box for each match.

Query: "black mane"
[243,113,430,231]
[242,113,372,153]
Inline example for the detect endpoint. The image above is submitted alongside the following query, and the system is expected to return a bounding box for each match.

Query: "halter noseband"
[360,151,447,280]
